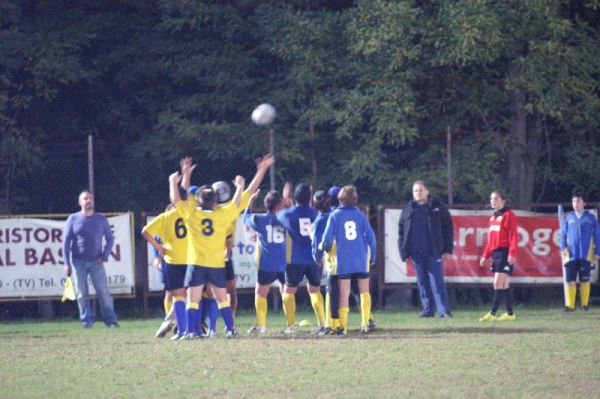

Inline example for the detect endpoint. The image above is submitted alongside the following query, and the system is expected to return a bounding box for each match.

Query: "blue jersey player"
[243,189,287,334]
[276,183,325,333]
[318,186,376,334]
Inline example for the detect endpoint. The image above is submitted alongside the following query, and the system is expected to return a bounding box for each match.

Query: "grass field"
[1,307,599,398]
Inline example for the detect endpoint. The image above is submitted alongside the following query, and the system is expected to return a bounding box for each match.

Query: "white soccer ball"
[251,103,277,126]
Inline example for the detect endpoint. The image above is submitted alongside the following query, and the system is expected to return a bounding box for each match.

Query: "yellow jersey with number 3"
[176,197,241,268]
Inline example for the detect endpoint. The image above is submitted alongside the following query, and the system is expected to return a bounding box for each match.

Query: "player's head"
[572,190,586,212]
[78,190,94,212]
[264,190,282,212]
[211,181,232,205]
[328,186,341,208]
[294,183,311,206]
[490,190,507,210]
[412,180,429,204]
[313,190,331,213]
[196,185,217,210]
[339,185,358,207]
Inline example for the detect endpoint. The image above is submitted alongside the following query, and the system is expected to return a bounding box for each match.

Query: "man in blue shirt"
[62,190,118,328]
[560,191,600,311]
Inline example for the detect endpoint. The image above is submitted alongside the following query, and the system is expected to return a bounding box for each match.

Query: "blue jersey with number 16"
[243,210,286,272]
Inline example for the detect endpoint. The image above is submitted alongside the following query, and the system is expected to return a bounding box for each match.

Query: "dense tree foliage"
[1,0,599,214]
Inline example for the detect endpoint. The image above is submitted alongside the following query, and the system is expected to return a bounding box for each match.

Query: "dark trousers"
[412,254,451,316]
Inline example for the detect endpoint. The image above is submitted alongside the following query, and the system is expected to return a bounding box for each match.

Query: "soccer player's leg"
[579,261,592,311]
[282,265,300,332]
[183,265,205,338]
[356,274,371,332]
[337,275,351,334]
[249,271,273,334]
[208,268,236,336]
[225,258,238,318]
[496,271,516,321]
[329,275,340,331]
[306,264,325,329]
[165,264,187,338]
[564,261,578,311]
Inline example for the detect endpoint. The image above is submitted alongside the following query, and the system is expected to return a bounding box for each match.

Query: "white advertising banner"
[0,213,135,298]
[146,215,258,292]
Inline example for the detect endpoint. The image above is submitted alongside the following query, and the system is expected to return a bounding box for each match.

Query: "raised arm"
[179,156,196,192]
[169,172,183,206]
[231,175,246,208]
[246,153,275,194]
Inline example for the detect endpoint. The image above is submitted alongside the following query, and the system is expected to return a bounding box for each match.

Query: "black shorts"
[165,263,187,291]
[257,270,285,286]
[225,259,235,282]
[490,248,513,275]
[565,259,592,283]
[285,263,321,287]
[184,265,226,288]
[338,272,370,280]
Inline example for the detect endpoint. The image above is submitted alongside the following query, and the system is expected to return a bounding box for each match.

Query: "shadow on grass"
[255,326,559,340]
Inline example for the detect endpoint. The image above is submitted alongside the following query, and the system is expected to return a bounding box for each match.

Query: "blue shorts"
[285,263,321,287]
[490,248,513,275]
[225,259,235,282]
[185,265,226,288]
[565,259,592,283]
[338,272,370,280]
[257,269,285,286]
[164,263,187,291]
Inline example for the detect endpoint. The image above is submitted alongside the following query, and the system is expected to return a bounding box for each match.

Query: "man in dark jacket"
[398,180,454,317]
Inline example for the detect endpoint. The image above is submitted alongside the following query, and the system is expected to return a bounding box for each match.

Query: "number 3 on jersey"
[344,221,357,240]
[201,218,214,236]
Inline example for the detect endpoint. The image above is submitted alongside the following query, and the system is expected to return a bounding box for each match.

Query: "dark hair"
[294,183,311,206]
[572,190,586,202]
[339,185,358,207]
[264,191,282,212]
[313,190,331,212]
[79,189,93,196]
[491,190,507,201]
[196,185,216,209]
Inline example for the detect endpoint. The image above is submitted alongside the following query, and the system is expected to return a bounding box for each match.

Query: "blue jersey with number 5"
[320,206,376,275]
[276,205,317,265]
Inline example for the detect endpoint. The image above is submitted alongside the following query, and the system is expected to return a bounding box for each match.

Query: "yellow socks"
[581,282,591,307]
[566,284,577,309]
[255,296,268,327]
[282,293,296,326]
[164,297,173,315]
[310,292,325,327]
[339,307,349,332]
[360,293,371,328]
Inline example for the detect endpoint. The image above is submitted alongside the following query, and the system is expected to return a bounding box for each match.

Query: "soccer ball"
[251,103,277,126]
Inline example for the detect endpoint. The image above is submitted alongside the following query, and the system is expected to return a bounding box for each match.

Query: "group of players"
[142,155,376,339]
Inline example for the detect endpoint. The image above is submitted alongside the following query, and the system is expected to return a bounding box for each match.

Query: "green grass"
[1,307,599,398]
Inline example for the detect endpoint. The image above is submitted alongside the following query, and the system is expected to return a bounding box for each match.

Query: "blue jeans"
[412,254,451,316]
[72,260,118,326]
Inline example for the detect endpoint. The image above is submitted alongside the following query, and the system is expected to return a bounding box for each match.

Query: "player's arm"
[506,212,518,264]
[592,215,600,261]
[246,153,274,195]
[179,156,196,192]
[560,214,570,258]
[169,171,183,206]
[364,214,377,265]
[231,175,246,208]
[282,181,293,208]
[142,231,166,257]
[318,214,335,259]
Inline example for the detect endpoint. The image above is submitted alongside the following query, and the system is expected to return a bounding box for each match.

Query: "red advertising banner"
[383,209,598,284]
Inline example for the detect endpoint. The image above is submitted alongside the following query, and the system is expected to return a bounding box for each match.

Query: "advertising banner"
[0,213,135,298]
[384,209,598,284]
